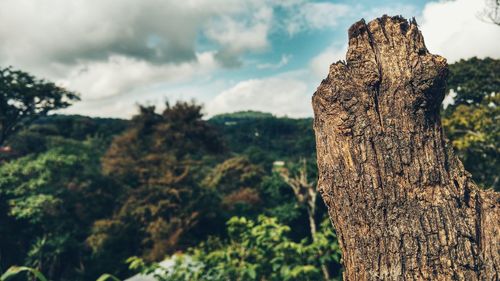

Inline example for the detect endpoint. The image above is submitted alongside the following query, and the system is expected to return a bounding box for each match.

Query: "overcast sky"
[1,0,498,118]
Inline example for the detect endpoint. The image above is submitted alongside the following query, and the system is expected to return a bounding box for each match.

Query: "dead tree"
[313,16,499,280]
[480,0,500,25]
[278,159,330,280]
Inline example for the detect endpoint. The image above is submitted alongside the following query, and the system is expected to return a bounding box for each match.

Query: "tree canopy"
[0,67,79,146]
[443,57,499,190]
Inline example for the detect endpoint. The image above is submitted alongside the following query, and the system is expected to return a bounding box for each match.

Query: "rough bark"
[312,16,500,281]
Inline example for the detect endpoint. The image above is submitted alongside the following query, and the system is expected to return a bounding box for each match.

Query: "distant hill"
[208,111,315,169]
[209,111,274,123]
[32,114,129,141]
[24,112,315,169]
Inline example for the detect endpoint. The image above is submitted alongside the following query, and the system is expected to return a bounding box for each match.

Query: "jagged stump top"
[314,15,447,136]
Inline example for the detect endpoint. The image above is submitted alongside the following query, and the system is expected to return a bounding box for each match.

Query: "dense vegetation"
[0,57,498,280]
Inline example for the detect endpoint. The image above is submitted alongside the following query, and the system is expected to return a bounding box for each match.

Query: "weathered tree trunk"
[313,16,500,281]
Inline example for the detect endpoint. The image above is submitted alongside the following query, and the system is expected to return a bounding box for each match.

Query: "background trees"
[0,140,121,280]
[0,57,497,280]
[442,57,499,190]
[480,0,500,25]
[128,216,341,281]
[203,156,264,217]
[88,102,225,272]
[0,67,79,146]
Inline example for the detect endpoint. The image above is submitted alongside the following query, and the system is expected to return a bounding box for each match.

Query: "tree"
[203,156,264,216]
[443,58,499,190]
[0,139,120,280]
[445,57,499,109]
[313,16,499,280]
[0,67,79,146]
[128,216,341,281]
[102,102,223,186]
[91,102,224,265]
[278,159,331,280]
[208,113,316,169]
[480,0,500,25]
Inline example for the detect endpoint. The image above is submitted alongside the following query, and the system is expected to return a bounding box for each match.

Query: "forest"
[0,57,498,280]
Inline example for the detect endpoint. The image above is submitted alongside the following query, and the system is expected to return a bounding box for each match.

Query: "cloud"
[309,44,347,79]
[0,0,318,72]
[0,0,215,68]
[4,0,494,120]
[419,0,500,62]
[206,76,312,117]
[57,52,218,100]
[257,54,292,69]
[60,98,140,119]
[283,2,351,35]
[0,0,347,111]
[360,3,420,21]
[206,5,273,67]
[0,0,280,111]
[60,72,228,119]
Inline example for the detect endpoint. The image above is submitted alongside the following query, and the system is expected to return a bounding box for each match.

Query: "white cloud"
[57,52,218,100]
[283,2,351,35]
[309,44,347,79]
[360,3,420,20]
[206,76,312,117]
[60,98,140,119]
[0,0,279,114]
[257,54,292,69]
[60,75,229,119]
[420,0,500,62]
[0,0,320,72]
[0,0,350,118]
[0,0,215,67]
[4,0,495,119]
[205,5,273,67]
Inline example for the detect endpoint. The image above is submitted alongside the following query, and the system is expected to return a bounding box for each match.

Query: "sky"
[0,0,499,119]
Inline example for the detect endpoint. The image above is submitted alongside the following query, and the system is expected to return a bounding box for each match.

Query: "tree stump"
[313,16,499,280]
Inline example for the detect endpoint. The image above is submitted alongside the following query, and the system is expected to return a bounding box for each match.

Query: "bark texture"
[313,16,500,281]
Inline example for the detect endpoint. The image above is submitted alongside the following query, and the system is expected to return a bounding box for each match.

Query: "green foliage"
[209,113,315,169]
[0,140,121,280]
[210,110,274,121]
[129,216,341,281]
[95,273,121,281]
[1,114,127,163]
[443,57,499,190]
[0,266,120,281]
[89,102,225,267]
[203,156,264,217]
[204,156,264,194]
[1,266,48,281]
[446,57,499,108]
[29,114,128,144]
[0,57,497,280]
[0,67,80,145]
[258,172,308,238]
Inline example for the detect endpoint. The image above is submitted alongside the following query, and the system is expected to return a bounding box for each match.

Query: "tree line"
[0,57,497,280]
